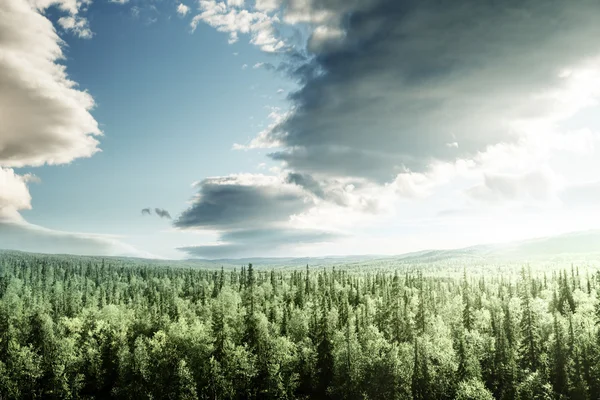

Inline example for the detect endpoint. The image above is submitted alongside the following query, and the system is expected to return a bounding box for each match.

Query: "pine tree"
[411,338,431,400]
[550,313,569,397]
[315,299,334,399]
[519,269,540,372]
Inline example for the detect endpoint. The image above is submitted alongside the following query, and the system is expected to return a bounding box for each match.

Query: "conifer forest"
[1,252,600,399]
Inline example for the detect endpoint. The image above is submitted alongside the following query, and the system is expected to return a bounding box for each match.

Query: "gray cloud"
[285,172,325,198]
[154,208,172,219]
[178,227,342,258]
[173,175,346,257]
[174,175,314,229]
[258,0,600,182]
[141,208,172,219]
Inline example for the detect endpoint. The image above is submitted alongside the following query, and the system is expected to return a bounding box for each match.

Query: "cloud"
[175,174,313,229]
[285,172,325,199]
[0,219,154,258]
[190,0,285,52]
[248,0,600,184]
[466,168,559,204]
[173,174,352,257]
[178,227,341,258]
[0,0,153,258]
[255,0,280,12]
[227,0,244,7]
[0,168,34,221]
[57,15,93,39]
[0,0,101,168]
[176,0,600,256]
[177,3,190,16]
[141,207,172,219]
[155,208,172,219]
[307,25,344,53]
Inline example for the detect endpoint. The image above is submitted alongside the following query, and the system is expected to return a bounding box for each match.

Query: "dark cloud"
[178,228,342,258]
[154,208,172,219]
[174,175,313,229]
[285,172,325,198]
[141,208,171,219]
[261,0,600,182]
[173,175,346,257]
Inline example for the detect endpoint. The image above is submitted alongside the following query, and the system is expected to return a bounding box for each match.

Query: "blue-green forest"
[0,251,599,399]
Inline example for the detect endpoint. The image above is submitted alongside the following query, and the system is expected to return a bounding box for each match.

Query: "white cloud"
[0,0,151,258]
[109,0,129,4]
[227,0,244,7]
[177,3,190,16]
[30,0,81,15]
[0,168,33,220]
[190,0,285,52]
[255,0,280,12]
[466,167,560,205]
[0,0,101,168]
[57,15,93,38]
[241,63,248,69]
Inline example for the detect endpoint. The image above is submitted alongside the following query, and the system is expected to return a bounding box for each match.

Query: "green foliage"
[0,253,598,399]
[455,379,495,400]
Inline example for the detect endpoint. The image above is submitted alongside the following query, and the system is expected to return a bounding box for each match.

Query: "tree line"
[0,252,599,399]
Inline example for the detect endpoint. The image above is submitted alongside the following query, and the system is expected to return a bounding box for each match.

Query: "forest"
[0,252,599,399]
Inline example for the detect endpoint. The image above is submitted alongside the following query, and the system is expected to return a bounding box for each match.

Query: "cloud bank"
[0,0,146,257]
[174,174,342,257]
[0,0,101,168]
[176,0,600,257]
[257,0,600,182]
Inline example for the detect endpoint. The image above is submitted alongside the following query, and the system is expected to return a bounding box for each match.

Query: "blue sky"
[2,0,600,259]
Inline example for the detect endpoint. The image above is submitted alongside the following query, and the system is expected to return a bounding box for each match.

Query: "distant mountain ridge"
[390,229,600,263]
[2,229,600,266]
[198,229,600,266]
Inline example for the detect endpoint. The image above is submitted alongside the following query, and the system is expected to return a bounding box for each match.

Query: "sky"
[1,0,600,259]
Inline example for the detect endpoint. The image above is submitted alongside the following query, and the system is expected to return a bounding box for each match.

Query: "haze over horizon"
[2,0,600,259]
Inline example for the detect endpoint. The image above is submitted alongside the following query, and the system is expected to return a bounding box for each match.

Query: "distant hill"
[2,229,600,267]
[197,255,387,268]
[391,229,600,263]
